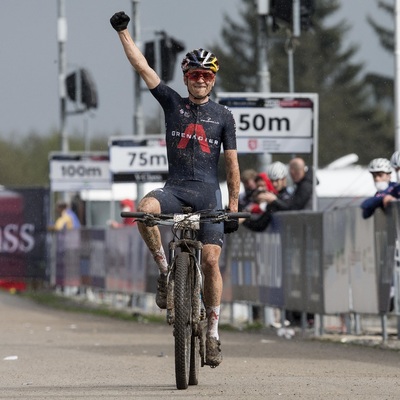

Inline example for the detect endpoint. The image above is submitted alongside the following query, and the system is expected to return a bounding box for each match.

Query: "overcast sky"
[0,0,394,142]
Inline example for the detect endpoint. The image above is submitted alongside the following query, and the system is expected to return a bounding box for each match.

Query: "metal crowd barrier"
[49,203,400,337]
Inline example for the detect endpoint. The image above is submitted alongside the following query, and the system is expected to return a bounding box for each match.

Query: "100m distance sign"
[110,145,168,173]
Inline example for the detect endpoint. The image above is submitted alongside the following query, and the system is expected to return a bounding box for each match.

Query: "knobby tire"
[189,256,200,385]
[189,333,200,385]
[174,252,192,390]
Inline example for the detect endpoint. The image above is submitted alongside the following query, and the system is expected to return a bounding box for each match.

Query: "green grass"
[21,290,165,324]
[21,290,267,333]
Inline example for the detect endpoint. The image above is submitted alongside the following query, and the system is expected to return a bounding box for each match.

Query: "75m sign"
[110,146,168,173]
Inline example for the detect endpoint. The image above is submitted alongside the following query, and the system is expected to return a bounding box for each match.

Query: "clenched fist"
[110,11,130,32]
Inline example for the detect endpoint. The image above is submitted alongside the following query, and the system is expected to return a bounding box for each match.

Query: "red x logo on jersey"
[177,124,211,153]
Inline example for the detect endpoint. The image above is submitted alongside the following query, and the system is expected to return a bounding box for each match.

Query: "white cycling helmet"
[390,151,400,169]
[367,158,392,174]
[266,161,288,180]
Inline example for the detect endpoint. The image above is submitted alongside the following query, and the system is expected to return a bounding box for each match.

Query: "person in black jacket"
[288,157,313,210]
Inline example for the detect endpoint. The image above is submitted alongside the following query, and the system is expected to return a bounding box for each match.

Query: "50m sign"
[231,107,312,137]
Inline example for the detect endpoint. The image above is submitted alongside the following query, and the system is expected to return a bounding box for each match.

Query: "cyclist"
[110,11,240,367]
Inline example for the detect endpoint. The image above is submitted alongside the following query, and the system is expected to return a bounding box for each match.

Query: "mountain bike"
[121,208,249,390]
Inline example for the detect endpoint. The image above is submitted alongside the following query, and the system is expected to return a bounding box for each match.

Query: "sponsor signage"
[217,93,317,154]
[109,137,168,183]
[49,152,111,191]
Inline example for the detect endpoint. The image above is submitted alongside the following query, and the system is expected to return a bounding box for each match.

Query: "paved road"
[1,291,399,399]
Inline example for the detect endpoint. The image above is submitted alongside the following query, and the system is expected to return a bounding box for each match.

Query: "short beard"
[188,88,211,100]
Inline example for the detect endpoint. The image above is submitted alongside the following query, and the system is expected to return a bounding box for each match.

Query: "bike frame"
[166,209,206,365]
[120,208,250,389]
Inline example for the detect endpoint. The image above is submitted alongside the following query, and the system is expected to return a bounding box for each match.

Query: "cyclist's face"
[184,69,215,99]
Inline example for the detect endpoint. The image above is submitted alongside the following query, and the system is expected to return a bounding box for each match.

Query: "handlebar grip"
[228,212,251,219]
[121,211,146,218]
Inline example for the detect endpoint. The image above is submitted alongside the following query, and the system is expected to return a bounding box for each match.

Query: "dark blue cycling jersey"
[147,83,237,246]
[150,83,236,185]
[360,181,400,219]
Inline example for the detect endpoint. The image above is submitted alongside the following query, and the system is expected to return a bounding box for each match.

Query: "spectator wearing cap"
[109,199,136,227]
[361,158,400,219]
[243,162,291,232]
[247,172,278,214]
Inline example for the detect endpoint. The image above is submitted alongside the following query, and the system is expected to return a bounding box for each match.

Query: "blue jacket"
[360,182,400,219]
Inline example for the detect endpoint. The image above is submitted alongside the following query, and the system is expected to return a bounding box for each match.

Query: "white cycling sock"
[153,246,168,275]
[206,305,220,340]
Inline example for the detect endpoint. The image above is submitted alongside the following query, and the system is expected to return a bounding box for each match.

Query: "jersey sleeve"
[150,82,181,112]
[221,106,237,151]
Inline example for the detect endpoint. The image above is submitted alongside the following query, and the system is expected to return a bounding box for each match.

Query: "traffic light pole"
[257,9,271,92]
[257,1,272,169]
[57,0,68,153]
[131,0,145,137]
[131,1,145,206]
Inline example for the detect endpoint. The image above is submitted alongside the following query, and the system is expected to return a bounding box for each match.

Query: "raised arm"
[110,11,160,90]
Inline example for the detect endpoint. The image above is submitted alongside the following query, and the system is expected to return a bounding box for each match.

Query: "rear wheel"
[174,252,192,390]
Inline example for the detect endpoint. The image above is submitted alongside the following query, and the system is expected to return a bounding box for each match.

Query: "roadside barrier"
[48,203,400,336]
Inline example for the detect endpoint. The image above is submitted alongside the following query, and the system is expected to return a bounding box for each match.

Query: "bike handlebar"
[121,210,251,222]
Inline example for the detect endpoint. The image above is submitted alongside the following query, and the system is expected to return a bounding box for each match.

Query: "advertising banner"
[0,187,49,289]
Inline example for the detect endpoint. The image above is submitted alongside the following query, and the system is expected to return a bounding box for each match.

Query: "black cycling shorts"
[145,180,224,247]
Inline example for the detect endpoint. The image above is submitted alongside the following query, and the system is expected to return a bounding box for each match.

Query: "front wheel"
[174,252,192,390]
[189,332,200,385]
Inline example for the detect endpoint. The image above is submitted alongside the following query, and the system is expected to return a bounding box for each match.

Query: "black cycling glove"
[110,11,130,32]
[224,217,239,234]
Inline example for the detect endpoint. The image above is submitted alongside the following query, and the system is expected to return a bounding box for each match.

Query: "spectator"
[52,201,81,231]
[288,157,313,210]
[243,162,291,232]
[109,199,136,227]
[361,158,400,219]
[247,172,277,214]
[238,169,258,211]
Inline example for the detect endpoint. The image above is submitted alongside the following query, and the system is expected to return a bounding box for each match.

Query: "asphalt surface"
[1,291,400,399]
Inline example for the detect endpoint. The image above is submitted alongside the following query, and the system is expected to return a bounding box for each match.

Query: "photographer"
[243,162,291,232]
[246,172,277,214]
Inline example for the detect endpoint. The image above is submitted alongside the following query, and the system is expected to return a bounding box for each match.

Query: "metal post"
[257,8,270,92]
[57,0,68,153]
[257,1,272,170]
[131,0,145,204]
[292,0,301,37]
[131,0,144,137]
[286,38,295,93]
[381,313,388,343]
